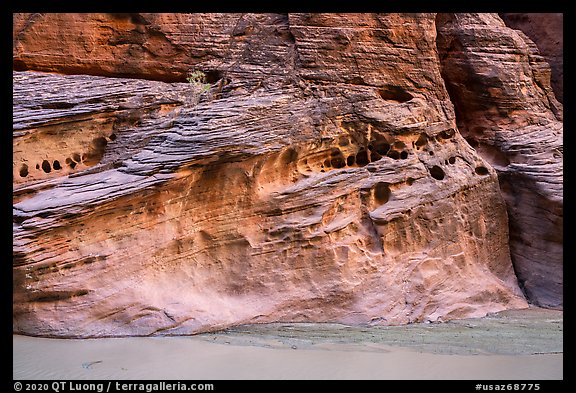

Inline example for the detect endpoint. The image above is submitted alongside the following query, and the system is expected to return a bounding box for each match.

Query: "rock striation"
[436,13,563,308]
[499,13,563,103]
[12,13,559,337]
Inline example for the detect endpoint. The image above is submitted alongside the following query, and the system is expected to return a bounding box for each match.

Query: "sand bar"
[13,307,562,380]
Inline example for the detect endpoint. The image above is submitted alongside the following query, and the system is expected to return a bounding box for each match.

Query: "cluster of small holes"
[313,136,411,174]
[445,156,456,165]
[17,134,116,178]
[300,129,458,178]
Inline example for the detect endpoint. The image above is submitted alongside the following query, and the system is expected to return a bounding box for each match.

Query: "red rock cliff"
[13,13,560,337]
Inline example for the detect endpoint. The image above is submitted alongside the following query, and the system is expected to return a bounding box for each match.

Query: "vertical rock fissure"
[434,13,563,309]
[433,12,528,302]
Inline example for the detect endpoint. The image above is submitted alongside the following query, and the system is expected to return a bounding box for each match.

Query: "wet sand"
[13,307,562,380]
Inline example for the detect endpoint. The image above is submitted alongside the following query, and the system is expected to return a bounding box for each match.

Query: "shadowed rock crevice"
[377,85,413,103]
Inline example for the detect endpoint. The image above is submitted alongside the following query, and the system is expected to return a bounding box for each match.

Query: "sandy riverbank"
[13,307,562,380]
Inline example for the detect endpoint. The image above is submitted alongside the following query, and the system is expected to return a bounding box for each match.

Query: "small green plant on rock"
[185,69,211,106]
[187,70,211,92]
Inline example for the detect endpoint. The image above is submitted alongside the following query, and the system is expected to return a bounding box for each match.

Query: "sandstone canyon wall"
[13,13,561,338]
[499,13,563,104]
[436,13,563,308]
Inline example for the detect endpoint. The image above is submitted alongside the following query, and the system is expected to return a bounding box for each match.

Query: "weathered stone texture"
[13,13,561,337]
[436,13,563,308]
[500,13,563,103]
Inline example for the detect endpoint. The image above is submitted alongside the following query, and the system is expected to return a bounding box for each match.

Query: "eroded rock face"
[436,13,563,308]
[499,13,563,103]
[13,13,532,337]
[13,13,297,83]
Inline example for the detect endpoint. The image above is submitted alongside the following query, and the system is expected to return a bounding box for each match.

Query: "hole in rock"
[40,101,76,110]
[438,129,454,140]
[346,155,355,166]
[448,156,456,164]
[331,156,346,169]
[330,148,342,157]
[429,165,445,180]
[281,148,298,164]
[370,152,382,161]
[415,133,428,149]
[35,164,40,170]
[82,151,103,167]
[377,85,413,103]
[356,150,369,166]
[374,182,391,204]
[109,133,117,141]
[387,150,400,160]
[392,141,406,150]
[66,158,76,169]
[475,166,489,176]
[324,159,331,168]
[400,151,408,159]
[41,160,51,173]
[372,141,390,156]
[92,137,108,150]
[406,177,415,186]
[204,70,223,84]
[429,151,435,156]
[72,153,81,163]
[19,164,28,177]
[53,160,62,170]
